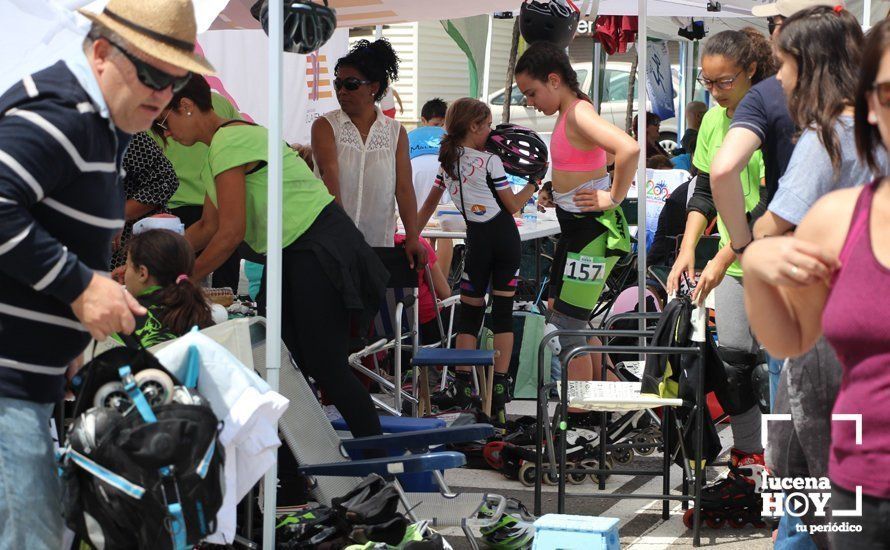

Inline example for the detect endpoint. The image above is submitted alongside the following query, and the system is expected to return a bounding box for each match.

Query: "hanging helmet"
[519,0,580,48]
[251,0,338,54]
[486,124,549,182]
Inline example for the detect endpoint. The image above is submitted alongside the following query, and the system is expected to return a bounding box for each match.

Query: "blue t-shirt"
[769,116,886,225]
[408,126,445,159]
[729,76,796,200]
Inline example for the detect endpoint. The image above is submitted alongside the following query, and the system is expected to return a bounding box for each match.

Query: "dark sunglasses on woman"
[333,76,372,91]
[107,38,192,93]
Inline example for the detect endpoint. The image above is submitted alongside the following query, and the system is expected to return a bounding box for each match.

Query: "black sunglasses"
[107,39,192,93]
[333,77,372,92]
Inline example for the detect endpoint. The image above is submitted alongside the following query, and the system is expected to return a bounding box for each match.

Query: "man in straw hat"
[0,0,213,545]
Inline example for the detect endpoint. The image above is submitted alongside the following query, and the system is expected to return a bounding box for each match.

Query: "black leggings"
[259,248,382,438]
[461,211,521,298]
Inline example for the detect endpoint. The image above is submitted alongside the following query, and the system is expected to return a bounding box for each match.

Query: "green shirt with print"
[204,123,333,253]
[154,93,241,209]
[693,105,765,278]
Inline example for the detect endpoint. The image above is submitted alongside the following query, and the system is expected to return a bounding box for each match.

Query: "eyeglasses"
[697,70,743,91]
[155,109,172,131]
[107,39,192,93]
[333,77,372,91]
[767,16,784,35]
[873,81,890,107]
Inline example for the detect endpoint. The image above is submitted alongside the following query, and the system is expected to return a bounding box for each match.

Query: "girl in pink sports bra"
[514,41,640,383]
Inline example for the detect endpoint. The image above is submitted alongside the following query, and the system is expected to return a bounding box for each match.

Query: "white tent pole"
[863,0,872,28]
[592,40,603,110]
[481,14,495,100]
[263,0,283,547]
[376,24,383,39]
[678,40,687,146]
[636,0,648,324]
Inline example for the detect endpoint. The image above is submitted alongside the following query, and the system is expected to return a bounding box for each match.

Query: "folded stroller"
[59,342,225,550]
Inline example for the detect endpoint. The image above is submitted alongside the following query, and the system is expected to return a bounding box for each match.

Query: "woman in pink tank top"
[742,21,890,546]
[513,42,639,384]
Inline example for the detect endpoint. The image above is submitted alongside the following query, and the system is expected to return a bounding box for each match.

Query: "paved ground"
[434,400,773,549]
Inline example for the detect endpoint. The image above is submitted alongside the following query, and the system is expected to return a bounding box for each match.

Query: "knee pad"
[714,359,758,416]
[750,363,770,414]
[490,295,514,334]
[457,301,485,336]
[545,309,589,359]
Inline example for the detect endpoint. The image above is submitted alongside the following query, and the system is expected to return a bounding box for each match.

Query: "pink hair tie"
[176,274,189,284]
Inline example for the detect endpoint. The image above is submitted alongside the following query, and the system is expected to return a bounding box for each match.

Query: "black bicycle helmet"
[486,124,550,182]
[519,0,580,48]
[251,0,337,54]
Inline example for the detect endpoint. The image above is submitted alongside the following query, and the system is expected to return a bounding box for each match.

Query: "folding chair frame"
[533,309,710,547]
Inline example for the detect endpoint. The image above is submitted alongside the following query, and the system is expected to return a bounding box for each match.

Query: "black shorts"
[548,207,609,318]
[460,211,521,298]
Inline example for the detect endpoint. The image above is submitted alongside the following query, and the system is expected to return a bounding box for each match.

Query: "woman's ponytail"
[438,98,491,180]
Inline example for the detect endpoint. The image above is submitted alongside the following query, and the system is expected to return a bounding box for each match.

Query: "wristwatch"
[730,238,752,255]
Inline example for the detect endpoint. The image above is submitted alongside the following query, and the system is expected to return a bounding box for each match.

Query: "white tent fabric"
[201,0,524,31]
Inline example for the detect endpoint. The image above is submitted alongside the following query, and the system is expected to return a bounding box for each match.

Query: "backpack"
[640,296,722,465]
[59,343,225,549]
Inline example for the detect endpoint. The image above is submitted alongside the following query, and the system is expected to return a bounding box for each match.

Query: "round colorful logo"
[471,204,487,216]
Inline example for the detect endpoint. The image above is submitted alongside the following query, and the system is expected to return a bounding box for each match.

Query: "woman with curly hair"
[312,39,425,268]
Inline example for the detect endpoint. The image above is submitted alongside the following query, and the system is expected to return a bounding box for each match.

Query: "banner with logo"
[197,28,349,145]
[646,39,675,122]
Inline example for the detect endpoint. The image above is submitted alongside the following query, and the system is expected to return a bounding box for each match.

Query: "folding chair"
[241,317,507,548]
[534,304,711,547]
[351,248,494,417]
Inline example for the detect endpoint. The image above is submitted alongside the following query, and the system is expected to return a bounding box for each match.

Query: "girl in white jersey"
[418,98,539,424]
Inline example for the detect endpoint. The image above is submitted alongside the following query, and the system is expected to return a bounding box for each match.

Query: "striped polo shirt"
[0,58,130,403]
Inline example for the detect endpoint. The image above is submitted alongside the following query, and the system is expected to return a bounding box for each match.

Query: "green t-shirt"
[693,105,765,278]
[204,123,334,253]
[155,93,241,209]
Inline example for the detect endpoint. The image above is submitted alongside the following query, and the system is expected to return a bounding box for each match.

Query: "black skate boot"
[430,371,478,411]
[683,449,768,529]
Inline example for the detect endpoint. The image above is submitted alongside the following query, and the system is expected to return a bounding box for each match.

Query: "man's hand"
[71,273,146,341]
[404,237,428,271]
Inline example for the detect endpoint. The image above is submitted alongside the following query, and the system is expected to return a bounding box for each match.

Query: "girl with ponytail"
[416,98,537,425]
[514,41,639,384]
[123,229,213,348]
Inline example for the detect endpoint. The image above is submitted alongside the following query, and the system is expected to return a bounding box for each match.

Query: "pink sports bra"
[550,99,607,172]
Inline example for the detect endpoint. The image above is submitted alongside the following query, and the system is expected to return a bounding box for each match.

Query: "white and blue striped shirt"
[0,58,130,402]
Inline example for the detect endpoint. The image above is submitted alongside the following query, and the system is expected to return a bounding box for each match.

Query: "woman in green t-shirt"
[153,76,387,438]
[663,28,777,517]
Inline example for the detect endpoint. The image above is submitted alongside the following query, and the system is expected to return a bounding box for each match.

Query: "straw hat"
[78,0,215,75]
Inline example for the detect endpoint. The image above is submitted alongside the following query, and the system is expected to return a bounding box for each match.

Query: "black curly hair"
[335,39,399,102]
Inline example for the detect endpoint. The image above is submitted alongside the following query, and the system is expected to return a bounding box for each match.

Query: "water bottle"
[522,197,538,228]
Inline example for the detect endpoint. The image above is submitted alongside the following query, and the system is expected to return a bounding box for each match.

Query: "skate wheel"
[94,381,130,411]
[728,516,747,529]
[518,462,537,487]
[612,447,634,464]
[706,515,726,529]
[634,433,656,456]
[682,508,694,529]
[580,458,611,484]
[569,462,587,484]
[134,369,174,406]
[682,508,725,529]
